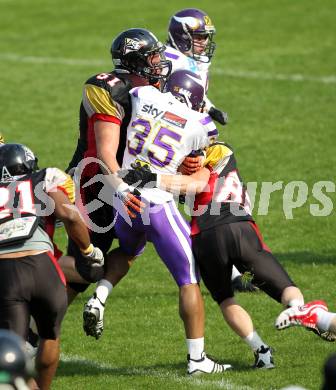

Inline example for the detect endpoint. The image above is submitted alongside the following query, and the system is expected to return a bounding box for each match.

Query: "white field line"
[60,353,256,390]
[0,52,335,85]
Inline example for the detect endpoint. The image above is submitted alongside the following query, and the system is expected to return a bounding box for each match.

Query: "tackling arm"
[94,121,144,217]
[158,168,210,195]
[120,164,210,196]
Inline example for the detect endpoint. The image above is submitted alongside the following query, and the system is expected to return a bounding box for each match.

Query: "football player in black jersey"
[64,28,171,306]
[121,141,336,367]
[0,143,104,389]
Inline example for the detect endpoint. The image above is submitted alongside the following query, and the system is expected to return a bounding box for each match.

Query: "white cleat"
[187,352,232,375]
[83,293,105,339]
[253,345,275,369]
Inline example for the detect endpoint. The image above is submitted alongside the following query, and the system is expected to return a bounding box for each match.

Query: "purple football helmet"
[164,70,205,111]
[167,8,216,62]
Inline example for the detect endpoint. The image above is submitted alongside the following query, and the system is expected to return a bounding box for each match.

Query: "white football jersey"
[123,86,218,203]
[164,46,211,93]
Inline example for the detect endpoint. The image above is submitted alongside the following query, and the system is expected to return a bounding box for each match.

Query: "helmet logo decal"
[22,146,35,162]
[174,86,192,99]
[186,73,202,84]
[204,15,213,27]
[1,166,12,181]
[173,16,200,30]
[123,38,145,55]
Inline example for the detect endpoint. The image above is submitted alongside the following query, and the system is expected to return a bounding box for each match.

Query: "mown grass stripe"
[60,353,255,390]
[0,53,335,84]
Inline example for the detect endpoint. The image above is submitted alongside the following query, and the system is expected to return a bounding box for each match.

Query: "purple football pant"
[114,200,200,287]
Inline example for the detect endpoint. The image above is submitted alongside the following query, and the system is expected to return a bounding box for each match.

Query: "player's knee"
[73,255,105,284]
[82,265,104,283]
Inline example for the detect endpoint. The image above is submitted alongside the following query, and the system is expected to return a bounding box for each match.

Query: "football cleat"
[307,327,336,342]
[83,293,105,340]
[232,275,259,293]
[253,345,275,369]
[25,341,38,359]
[187,352,232,375]
[275,300,328,332]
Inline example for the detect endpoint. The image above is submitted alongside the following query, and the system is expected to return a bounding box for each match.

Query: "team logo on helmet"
[204,15,213,27]
[22,146,35,162]
[1,166,12,181]
[123,38,145,55]
[174,16,200,30]
[173,86,192,99]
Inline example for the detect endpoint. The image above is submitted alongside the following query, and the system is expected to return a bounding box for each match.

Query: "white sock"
[316,309,336,332]
[287,298,304,307]
[244,331,267,351]
[231,266,241,280]
[95,279,113,304]
[187,337,204,360]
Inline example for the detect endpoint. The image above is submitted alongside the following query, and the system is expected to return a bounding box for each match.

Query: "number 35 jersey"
[122,86,218,203]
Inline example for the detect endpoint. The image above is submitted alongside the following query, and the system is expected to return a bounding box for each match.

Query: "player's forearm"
[158,168,210,195]
[62,217,91,252]
[50,190,91,251]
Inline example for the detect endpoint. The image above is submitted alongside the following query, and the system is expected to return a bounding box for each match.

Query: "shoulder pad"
[85,72,132,107]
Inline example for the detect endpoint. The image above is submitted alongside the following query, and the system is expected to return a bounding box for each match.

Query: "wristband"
[81,243,93,255]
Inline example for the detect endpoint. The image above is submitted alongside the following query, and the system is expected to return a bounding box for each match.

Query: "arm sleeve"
[82,84,125,123]
[45,168,75,203]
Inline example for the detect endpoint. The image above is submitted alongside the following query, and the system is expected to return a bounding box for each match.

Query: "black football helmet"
[111,28,172,84]
[164,70,205,111]
[0,143,38,179]
[167,8,216,62]
[0,330,34,389]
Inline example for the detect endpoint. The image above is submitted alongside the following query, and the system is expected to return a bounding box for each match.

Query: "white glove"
[114,182,143,218]
[81,244,104,267]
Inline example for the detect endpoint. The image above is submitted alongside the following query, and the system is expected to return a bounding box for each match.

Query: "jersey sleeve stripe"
[165,52,180,60]
[200,115,212,125]
[208,129,218,137]
[92,113,121,125]
[130,87,140,97]
[84,84,124,120]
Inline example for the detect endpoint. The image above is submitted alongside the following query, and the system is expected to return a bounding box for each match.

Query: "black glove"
[208,107,229,125]
[118,163,157,187]
[188,149,205,157]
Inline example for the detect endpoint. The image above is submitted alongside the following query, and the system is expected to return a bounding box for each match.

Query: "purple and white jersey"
[164,46,211,92]
[122,85,218,203]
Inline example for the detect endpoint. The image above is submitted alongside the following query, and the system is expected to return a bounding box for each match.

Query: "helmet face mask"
[164,70,205,111]
[0,143,38,180]
[168,8,216,63]
[111,28,172,85]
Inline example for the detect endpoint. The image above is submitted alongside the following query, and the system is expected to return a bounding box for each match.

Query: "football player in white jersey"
[165,8,228,125]
[165,9,258,292]
[86,70,233,374]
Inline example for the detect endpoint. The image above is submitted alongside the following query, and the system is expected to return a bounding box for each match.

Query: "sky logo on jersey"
[141,104,164,119]
[162,112,187,128]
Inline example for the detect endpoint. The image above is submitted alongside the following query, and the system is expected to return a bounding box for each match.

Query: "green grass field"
[1,0,336,389]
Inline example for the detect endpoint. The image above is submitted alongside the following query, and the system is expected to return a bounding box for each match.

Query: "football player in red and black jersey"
[64,28,171,315]
[121,141,336,366]
[0,143,104,389]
